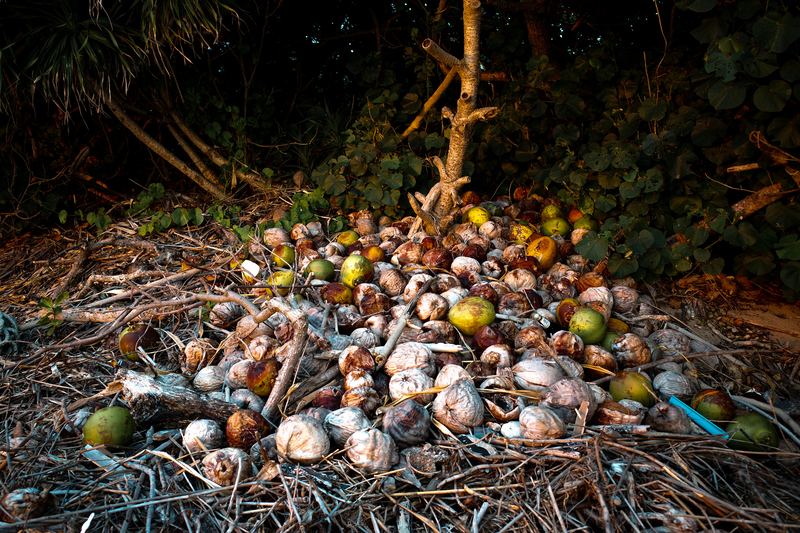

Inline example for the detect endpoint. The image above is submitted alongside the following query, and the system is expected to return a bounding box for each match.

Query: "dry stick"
[374,277,436,368]
[86,268,203,308]
[401,68,459,139]
[601,439,767,524]
[12,298,150,369]
[535,337,580,379]
[48,246,90,299]
[665,322,752,369]
[590,349,749,386]
[285,365,341,410]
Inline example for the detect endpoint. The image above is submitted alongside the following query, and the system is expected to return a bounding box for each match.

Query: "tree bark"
[486,0,553,58]
[408,0,498,236]
[523,1,553,58]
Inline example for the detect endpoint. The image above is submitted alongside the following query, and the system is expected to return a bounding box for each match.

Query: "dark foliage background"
[1,0,799,296]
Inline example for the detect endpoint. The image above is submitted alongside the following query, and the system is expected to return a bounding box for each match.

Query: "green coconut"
[448,297,496,336]
[726,412,779,451]
[340,254,375,288]
[568,308,607,345]
[609,371,655,407]
[540,218,571,237]
[305,259,335,281]
[83,406,135,448]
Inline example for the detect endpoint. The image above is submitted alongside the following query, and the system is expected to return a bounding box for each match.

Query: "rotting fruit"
[83,406,135,448]
[119,324,160,362]
[266,271,294,296]
[691,389,736,423]
[246,358,280,397]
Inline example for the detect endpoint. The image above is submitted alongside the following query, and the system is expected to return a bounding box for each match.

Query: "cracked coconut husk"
[0,189,799,533]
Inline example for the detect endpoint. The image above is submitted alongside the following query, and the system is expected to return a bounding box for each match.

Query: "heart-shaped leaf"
[575,231,609,261]
[754,80,792,112]
[608,253,639,277]
[753,13,800,54]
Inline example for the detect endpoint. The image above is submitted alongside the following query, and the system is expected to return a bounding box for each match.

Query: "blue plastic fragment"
[669,396,728,438]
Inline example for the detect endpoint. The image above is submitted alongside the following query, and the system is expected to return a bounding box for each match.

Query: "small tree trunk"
[408,0,498,236]
[523,0,553,58]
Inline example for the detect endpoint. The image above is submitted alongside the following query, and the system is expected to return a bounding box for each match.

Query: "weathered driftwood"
[728,131,800,219]
[103,368,239,428]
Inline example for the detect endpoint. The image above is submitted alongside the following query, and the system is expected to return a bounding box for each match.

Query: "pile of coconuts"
[81,188,780,486]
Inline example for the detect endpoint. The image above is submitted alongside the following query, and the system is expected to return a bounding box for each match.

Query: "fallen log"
[102,368,239,428]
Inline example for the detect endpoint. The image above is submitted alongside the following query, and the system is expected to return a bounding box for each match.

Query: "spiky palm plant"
[1,0,269,200]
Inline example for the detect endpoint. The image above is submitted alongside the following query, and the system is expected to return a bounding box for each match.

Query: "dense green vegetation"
[1,0,799,297]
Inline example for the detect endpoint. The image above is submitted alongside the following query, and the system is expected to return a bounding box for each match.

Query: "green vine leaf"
[776,235,800,260]
[694,247,711,262]
[708,80,747,110]
[723,221,759,247]
[608,253,639,278]
[753,13,800,54]
[638,97,668,121]
[767,115,800,148]
[678,0,717,13]
[781,261,800,291]
[742,252,776,275]
[626,230,655,254]
[701,257,725,275]
[753,80,792,112]
[575,231,609,261]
